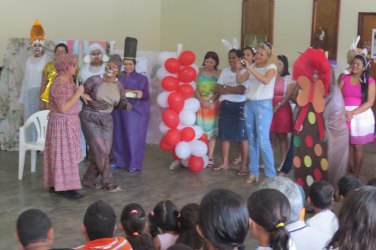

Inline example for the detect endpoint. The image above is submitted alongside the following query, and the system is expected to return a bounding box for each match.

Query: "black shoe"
[64,190,84,199]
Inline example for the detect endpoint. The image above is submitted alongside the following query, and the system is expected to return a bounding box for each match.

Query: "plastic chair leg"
[31,150,37,172]
[18,148,26,180]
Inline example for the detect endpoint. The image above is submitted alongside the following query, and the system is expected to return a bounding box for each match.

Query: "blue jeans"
[245,100,276,177]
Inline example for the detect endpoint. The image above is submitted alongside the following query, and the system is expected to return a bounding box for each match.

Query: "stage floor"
[1,144,375,249]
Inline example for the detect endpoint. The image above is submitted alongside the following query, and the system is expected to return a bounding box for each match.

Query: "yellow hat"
[30,19,45,42]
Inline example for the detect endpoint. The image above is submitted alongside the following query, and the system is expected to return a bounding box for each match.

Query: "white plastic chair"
[18,110,49,180]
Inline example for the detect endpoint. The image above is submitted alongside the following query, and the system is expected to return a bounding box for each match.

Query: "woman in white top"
[236,42,277,183]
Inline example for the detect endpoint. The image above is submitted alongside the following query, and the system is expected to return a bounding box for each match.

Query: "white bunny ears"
[350,35,368,56]
[221,38,240,51]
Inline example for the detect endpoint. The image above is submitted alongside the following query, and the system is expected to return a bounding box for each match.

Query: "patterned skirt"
[44,112,82,191]
[196,101,219,139]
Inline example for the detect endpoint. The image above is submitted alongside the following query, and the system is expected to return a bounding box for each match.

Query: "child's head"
[149,200,179,235]
[121,203,146,236]
[308,181,334,210]
[248,189,291,250]
[176,203,201,250]
[243,46,256,64]
[276,55,290,77]
[198,189,249,250]
[337,175,363,201]
[367,178,376,187]
[202,51,219,70]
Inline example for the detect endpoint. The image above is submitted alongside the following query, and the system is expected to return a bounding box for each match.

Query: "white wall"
[0,0,161,60]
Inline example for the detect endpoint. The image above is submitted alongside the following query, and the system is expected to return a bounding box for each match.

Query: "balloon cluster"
[157,51,209,173]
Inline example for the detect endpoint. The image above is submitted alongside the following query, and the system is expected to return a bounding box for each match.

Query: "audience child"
[75,200,132,250]
[306,181,338,237]
[258,176,328,250]
[120,203,155,250]
[326,186,376,250]
[149,200,179,250]
[336,175,363,202]
[16,209,54,250]
[367,177,376,186]
[167,243,193,250]
[176,203,202,250]
[248,189,296,250]
[197,189,249,250]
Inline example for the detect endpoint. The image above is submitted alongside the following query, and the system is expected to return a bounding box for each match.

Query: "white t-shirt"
[247,63,277,100]
[79,63,106,82]
[217,67,248,102]
[306,209,339,238]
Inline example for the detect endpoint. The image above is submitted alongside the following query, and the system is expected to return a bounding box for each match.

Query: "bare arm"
[215,84,245,95]
[247,67,276,85]
[58,85,84,114]
[347,83,376,119]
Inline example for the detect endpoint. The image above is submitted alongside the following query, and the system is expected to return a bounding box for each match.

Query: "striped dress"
[196,73,219,139]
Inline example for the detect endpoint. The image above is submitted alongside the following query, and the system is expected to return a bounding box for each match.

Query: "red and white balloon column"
[157,51,209,172]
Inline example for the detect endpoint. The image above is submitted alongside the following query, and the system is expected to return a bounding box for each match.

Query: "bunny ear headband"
[350,35,368,57]
[221,38,240,51]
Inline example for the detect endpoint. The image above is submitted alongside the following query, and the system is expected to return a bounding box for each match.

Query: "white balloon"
[177,123,187,130]
[175,141,192,160]
[202,155,209,168]
[188,81,196,90]
[183,98,200,112]
[190,140,208,157]
[157,67,173,81]
[157,91,171,108]
[158,51,177,65]
[159,121,170,135]
[192,125,203,140]
[179,110,196,126]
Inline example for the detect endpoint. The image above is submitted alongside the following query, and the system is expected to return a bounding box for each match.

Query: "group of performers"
[19,21,150,198]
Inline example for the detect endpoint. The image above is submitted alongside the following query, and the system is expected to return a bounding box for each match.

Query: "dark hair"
[309,181,334,209]
[202,51,219,69]
[176,203,202,250]
[17,209,52,246]
[121,203,155,250]
[228,49,244,59]
[277,55,290,77]
[248,189,291,250]
[243,46,256,56]
[326,186,376,250]
[54,43,68,53]
[367,178,376,187]
[337,175,363,197]
[199,189,249,250]
[149,200,179,238]
[353,54,370,104]
[167,243,193,250]
[83,200,116,240]
[123,58,136,65]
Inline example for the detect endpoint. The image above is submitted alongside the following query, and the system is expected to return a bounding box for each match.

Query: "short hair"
[326,186,376,249]
[258,176,303,223]
[229,49,244,59]
[367,178,376,187]
[176,203,201,250]
[277,55,290,77]
[202,51,219,69]
[83,200,116,240]
[54,43,68,53]
[337,175,363,197]
[199,189,249,250]
[309,181,334,209]
[167,243,193,250]
[248,189,291,250]
[17,209,52,246]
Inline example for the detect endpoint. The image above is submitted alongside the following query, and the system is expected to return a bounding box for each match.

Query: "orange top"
[74,236,132,250]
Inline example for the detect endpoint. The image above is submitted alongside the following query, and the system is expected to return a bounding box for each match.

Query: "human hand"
[75,85,84,96]
[135,90,143,99]
[80,93,92,105]
[345,110,354,120]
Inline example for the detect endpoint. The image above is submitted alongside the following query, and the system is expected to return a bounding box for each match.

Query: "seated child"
[336,175,363,202]
[120,203,155,250]
[307,181,338,237]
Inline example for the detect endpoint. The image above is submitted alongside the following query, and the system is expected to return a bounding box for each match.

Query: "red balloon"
[178,84,194,99]
[166,128,182,146]
[198,134,209,147]
[162,76,179,91]
[162,109,179,128]
[160,137,174,152]
[188,156,204,172]
[181,127,195,142]
[178,51,196,66]
[178,66,197,83]
[168,92,185,112]
[165,58,181,73]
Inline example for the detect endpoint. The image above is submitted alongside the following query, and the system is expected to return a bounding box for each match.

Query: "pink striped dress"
[44,77,82,191]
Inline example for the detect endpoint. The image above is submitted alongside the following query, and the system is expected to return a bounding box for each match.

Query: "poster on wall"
[372,29,376,59]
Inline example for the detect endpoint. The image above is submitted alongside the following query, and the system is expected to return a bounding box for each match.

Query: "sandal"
[212,165,229,171]
[237,170,248,176]
[208,159,215,168]
[231,157,242,165]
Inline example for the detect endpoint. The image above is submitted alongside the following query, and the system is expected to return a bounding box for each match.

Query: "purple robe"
[112,71,150,170]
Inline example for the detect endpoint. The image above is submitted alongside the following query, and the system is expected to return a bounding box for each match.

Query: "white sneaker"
[169,160,181,171]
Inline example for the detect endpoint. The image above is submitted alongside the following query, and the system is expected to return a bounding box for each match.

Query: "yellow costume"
[40,62,57,103]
